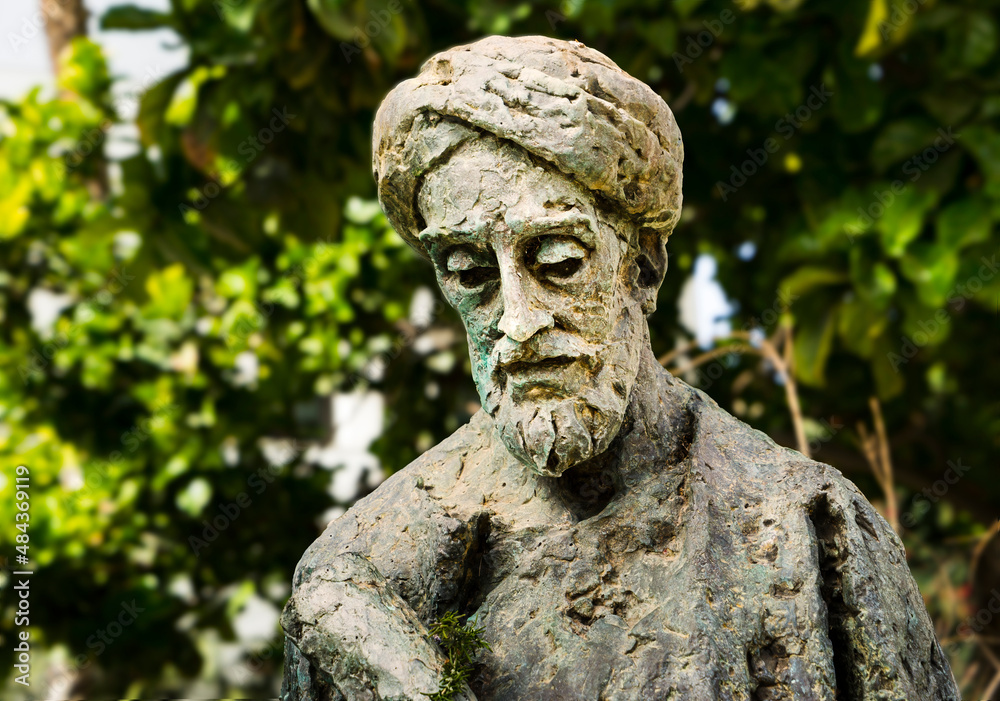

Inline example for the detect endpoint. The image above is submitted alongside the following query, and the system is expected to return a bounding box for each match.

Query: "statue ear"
[634,228,668,314]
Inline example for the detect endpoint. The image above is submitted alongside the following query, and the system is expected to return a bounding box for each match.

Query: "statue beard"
[478,305,645,478]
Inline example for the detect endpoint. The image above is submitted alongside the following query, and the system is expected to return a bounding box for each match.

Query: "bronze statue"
[281,35,958,701]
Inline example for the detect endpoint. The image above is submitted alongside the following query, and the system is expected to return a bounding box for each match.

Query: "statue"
[281,36,958,700]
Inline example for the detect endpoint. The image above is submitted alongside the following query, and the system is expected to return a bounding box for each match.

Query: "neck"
[537,342,695,518]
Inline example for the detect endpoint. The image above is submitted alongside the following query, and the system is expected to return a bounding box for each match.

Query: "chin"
[489,347,638,476]
[494,394,620,477]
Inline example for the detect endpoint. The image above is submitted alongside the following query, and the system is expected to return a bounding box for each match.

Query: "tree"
[1,0,997,697]
[40,0,89,73]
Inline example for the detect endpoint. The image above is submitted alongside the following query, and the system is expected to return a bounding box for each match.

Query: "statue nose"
[497,270,553,343]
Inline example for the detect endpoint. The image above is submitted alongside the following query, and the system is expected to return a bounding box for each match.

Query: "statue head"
[372,36,684,476]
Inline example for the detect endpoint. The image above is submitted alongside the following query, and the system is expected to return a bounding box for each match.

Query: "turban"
[372,35,684,259]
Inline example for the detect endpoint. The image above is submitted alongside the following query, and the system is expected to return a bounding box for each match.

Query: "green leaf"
[345,196,383,224]
[218,260,259,299]
[673,0,706,18]
[829,45,883,133]
[871,335,905,398]
[719,47,766,105]
[936,195,993,250]
[307,0,365,41]
[793,310,837,387]
[819,188,876,245]
[944,10,998,69]
[898,293,951,347]
[144,264,194,319]
[82,348,114,389]
[982,95,1000,120]
[215,0,258,32]
[165,66,227,128]
[57,38,111,100]
[0,178,32,239]
[920,84,981,126]
[855,0,890,56]
[135,70,186,147]
[900,243,959,307]
[850,248,897,309]
[176,477,212,517]
[874,185,936,258]
[101,4,173,30]
[959,126,1000,197]
[871,118,939,173]
[635,18,677,58]
[226,580,257,618]
[779,267,848,300]
[838,297,887,357]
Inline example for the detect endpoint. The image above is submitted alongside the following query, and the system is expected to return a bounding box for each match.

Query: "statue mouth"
[487,332,601,406]
[502,355,577,376]
[500,356,579,397]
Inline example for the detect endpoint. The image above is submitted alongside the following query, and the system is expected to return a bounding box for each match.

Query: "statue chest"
[463,496,838,701]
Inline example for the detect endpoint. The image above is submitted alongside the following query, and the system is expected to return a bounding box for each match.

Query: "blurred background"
[0,0,998,698]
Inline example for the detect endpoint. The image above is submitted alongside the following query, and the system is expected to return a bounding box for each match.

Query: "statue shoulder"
[680,378,857,501]
[291,411,493,603]
[678,383,958,697]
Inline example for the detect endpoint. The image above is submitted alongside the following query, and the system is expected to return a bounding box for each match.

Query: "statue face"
[417,138,647,476]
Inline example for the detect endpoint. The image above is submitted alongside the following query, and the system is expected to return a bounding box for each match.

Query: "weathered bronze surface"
[281,35,958,701]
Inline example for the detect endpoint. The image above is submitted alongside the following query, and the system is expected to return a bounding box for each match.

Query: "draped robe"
[281,352,958,700]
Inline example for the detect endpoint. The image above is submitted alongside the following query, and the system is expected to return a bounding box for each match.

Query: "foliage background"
[1,0,998,698]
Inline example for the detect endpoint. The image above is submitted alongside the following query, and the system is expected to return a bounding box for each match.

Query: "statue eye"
[530,236,587,279]
[445,248,499,289]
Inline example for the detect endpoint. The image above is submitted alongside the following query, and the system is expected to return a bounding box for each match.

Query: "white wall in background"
[0,0,187,100]
[678,253,735,349]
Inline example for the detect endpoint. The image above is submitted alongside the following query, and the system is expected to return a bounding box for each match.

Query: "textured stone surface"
[371,34,684,260]
[281,35,959,700]
[281,553,471,701]
[283,351,958,700]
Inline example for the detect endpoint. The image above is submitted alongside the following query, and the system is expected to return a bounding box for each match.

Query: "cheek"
[548,247,622,335]
[453,294,500,353]
[439,274,492,321]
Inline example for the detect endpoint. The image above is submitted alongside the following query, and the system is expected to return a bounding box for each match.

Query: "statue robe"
[281,358,958,700]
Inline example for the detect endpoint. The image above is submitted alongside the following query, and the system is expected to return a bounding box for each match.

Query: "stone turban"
[372,35,684,259]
